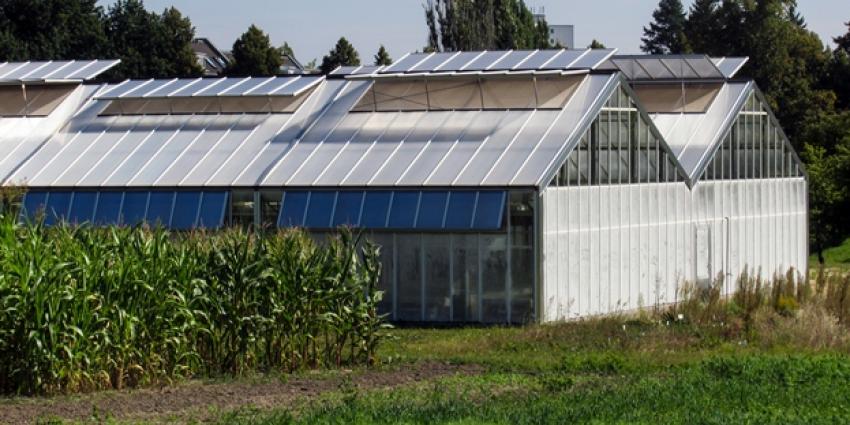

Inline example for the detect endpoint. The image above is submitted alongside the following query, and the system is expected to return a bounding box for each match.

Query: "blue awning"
[21,190,229,230]
[277,190,506,231]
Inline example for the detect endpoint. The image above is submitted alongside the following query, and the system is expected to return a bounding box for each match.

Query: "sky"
[98,0,848,64]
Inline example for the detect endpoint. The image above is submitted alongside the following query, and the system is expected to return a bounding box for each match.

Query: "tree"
[227,25,282,76]
[685,0,719,54]
[104,0,202,79]
[836,21,850,53]
[424,0,549,52]
[588,39,606,49]
[279,41,295,58]
[0,0,108,61]
[787,0,806,28]
[374,45,392,66]
[320,37,360,74]
[641,0,690,54]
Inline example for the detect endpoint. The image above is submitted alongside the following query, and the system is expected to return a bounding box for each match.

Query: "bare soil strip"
[0,362,480,424]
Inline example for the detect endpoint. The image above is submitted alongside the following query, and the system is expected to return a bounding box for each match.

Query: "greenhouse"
[0,50,808,323]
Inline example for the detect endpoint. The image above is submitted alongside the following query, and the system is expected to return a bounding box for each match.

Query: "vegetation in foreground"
[211,269,850,425]
[0,203,389,396]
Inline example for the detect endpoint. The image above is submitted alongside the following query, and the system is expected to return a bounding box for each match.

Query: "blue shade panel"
[444,191,476,229]
[21,191,48,220]
[415,191,448,229]
[360,191,391,227]
[44,191,72,225]
[279,191,308,227]
[68,192,98,224]
[121,192,149,226]
[332,191,364,227]
[473,191,506,229]
[146,192,175,227]
[304,191,335,228]
[171,191,202,230]
[94,192,123,225]
[197,192,228,229]
[387,191,420,228]
[278,190,506,231]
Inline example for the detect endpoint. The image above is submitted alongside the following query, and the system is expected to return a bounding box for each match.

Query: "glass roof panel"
[463,51,511,71]
[169,78,224,97]
[685,57,724,79]
[217,77,269,95]
[514,49,563,70]
[382,53,431,73]
[488,50,535,70]
[433,51,485,72]
[568,49,616,69]
[409,52,458,72]
[543,49,589,69]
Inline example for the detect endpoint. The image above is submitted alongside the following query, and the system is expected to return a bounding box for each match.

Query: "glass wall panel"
[473,191,505,229]
[21,191,48,220]
[260,190,282,228]
[480,234,508,323]
[361,191,392,227]
[510,192,534,323]
[94,192,123,225]
[416,191,448,229]
[444,191,475,229]
[395,234,422,321]
[121,191,149,226]
[423,235,451,321]
[451,234,479,321]
[332,191,364,227]
[171,191,201,229]
[368,233,395,317]
[230,190,254,228]
[388,191,419,228]
[198,192,228,228]
[304,191,335,228]
[279,191,308,227]
[44,191,72,225]
[146,192,175,227]
[68,192,97,224]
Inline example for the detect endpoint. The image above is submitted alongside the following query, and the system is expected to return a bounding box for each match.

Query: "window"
[304,191,335,228]
[278,191,308,227]
[332,191,364,227]
[699,93,805,181]
[44,191,72,225]
[68,192,97,224]
[198,192,228,229]
[415,191,448,229]
[230,191,254,228]
[551,86,683,187]
[444,191,476,230]
[473,192,506,229]
[146,192,175,227]
[388,191,420,228]
[360,191,392,227]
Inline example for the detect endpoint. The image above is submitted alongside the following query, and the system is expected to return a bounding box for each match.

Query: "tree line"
[0,0,386,79]
[641,0,850,262]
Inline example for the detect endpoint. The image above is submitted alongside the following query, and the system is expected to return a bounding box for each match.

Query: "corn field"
[0,195,388,395]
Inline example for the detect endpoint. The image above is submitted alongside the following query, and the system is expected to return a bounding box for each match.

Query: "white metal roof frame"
[0,60,120,84]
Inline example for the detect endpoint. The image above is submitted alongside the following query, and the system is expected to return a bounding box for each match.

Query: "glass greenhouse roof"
[0,60,120,84]
[96,75,324,99]
[333,48,617,77]
[602,55,733,81]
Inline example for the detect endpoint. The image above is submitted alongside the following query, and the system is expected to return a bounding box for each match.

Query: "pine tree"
[685,0,719,54]
[836,21,850,53]
[227,25,282,77]
[641,0,691,54]
[374,45,392,66]
[0,0,108,61]
[320,37,361,74]
[787,1,806,28]
[158,7,203,77]
[588,39,606,49]
[279,42,295,58]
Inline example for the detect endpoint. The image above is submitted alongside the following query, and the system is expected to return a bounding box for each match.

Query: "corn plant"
[0,209,389,395]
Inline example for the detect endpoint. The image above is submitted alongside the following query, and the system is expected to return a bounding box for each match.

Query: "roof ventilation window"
[97,76,323,116]
[351,75,583,112]
[0,84,77,117]
[631,83,722,114]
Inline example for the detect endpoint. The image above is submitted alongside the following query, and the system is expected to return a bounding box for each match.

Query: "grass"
[209,270,850,425]
[811,237,850,270]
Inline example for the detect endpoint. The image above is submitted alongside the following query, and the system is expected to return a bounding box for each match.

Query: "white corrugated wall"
[539,177,807,322]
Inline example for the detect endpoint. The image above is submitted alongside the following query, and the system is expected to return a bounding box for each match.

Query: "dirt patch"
[0,362,480,424]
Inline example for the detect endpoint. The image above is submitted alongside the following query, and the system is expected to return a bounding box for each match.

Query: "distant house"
[280,53,305,74]
[192,38,231,76]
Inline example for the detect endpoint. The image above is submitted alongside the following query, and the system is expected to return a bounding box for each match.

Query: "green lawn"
[215,313,850,425]
[811,237,850,269]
